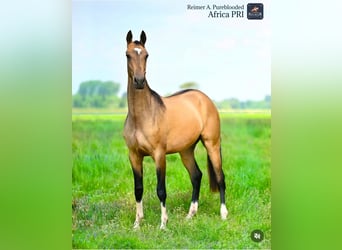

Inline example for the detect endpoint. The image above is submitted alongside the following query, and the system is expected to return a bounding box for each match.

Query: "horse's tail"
[207,153,220,192]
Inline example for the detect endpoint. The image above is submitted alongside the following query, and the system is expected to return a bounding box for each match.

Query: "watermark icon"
[251,229,264,242]
[247,3,264,20]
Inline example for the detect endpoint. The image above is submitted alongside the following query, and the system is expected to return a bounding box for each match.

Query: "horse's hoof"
[133,221,140,230]
[220,204,228,220]
[221,211,228,220]
[160,223,167,230]
[186,212,196,220]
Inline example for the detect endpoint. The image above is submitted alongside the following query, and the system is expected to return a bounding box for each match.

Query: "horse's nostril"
[134,77,145,89]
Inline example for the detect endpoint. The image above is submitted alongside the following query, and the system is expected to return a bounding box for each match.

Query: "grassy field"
[72,112,271,249]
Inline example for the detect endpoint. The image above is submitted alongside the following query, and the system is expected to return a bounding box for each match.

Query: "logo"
[251,229,264,242]
[247,3,264,20]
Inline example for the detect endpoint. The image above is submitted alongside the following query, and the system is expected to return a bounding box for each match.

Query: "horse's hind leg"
[180,147,203,219]
[202,139,229,220]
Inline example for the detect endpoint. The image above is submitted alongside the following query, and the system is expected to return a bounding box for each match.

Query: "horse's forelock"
[133,40,144,47]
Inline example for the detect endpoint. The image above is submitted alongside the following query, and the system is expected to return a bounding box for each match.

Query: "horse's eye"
[126,54,131,59]
[145,55,149,60]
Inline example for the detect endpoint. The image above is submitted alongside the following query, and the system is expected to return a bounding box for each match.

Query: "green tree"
[72,94,86,108]
[228,98,240,109]
[73,80,121,108]
[179,82,199,90]
[98,81,120,99]
[215,99,232,110]
[264,95,271,102]
[78,81,97,97]
[119,92,127,108]
[264,95,271,108]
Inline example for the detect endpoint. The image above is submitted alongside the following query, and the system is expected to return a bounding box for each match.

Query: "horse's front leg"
[154,152,168,229]
[129,152,144,229]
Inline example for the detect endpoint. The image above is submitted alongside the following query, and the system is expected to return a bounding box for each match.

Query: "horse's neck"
[127,79,160,121]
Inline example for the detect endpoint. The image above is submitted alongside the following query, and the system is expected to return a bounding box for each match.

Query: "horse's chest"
[124,126,155,153]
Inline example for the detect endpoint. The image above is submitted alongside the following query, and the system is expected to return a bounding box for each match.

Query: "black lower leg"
[190,161,202,202]
[156,168,166,206]
[218,148,226,204]
[218,174,226,205]
[133,168,143,202]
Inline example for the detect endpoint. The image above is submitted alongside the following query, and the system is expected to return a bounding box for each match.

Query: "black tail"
[207,154,219,192]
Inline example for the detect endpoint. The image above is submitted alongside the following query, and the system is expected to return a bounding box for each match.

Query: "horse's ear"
[126,30,133,44]
[140,31,146,46]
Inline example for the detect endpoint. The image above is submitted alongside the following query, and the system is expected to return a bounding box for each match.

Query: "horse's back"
[164,89,219,122]
[162,89,220,153]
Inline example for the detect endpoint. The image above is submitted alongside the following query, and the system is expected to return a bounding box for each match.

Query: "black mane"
[166,89,198,98]
[150,89,166,110]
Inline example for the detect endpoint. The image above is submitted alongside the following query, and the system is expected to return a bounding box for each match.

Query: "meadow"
[72,112,271,249]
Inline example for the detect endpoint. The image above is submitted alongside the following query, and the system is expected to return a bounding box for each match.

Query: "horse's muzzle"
[134,77,145,89]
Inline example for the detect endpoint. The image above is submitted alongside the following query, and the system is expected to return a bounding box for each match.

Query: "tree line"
[72,80,125,108]
[215,95,271,110]
[73,80,270,110]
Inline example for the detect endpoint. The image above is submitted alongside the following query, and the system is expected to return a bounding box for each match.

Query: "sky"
[72,0,270,101]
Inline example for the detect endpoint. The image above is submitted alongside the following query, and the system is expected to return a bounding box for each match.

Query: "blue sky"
[72,0,270,101]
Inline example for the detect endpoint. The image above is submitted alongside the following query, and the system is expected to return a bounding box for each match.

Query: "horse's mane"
[166,89,197,98]
[150,89,166,110]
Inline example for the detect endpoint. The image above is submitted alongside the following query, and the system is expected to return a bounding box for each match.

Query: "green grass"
[72,112,271,249]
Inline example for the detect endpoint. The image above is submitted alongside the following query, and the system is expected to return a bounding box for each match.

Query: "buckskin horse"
[123,30,228,229]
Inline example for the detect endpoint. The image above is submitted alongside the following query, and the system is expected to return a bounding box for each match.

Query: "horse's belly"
[165,113,202,153]
[166,131,200,154]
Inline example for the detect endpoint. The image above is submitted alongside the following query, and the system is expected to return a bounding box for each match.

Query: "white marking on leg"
[134,47,142,55]
[186,201,198,219]
[133,201,143,229]
[220,203,228,220]
[160,203,168,230]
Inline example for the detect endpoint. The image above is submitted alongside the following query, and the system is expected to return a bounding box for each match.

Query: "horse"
[123,30,228,229]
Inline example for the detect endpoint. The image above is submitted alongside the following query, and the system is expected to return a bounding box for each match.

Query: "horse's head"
[126,30,148,89]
